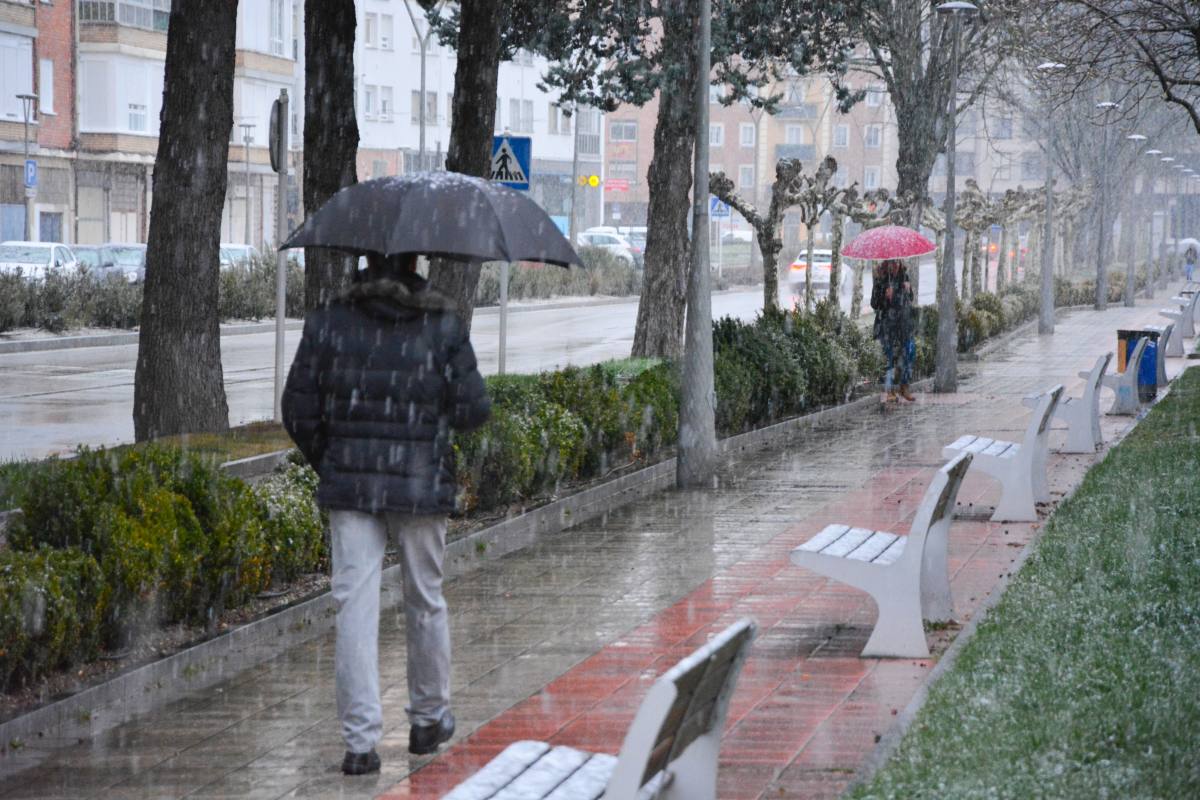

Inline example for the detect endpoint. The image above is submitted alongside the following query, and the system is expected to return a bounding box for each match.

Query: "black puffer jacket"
[281,276,491,515]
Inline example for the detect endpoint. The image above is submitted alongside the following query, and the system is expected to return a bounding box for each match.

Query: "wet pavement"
[0,289,1189,799]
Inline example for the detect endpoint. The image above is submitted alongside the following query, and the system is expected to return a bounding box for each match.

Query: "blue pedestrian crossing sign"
[23,159,36,189]
[709,196,730,218]
[491,135,531,191]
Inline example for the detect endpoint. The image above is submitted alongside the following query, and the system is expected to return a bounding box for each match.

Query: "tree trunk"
[960,231,974,301]
[970,232,982,296]
[133,1,238,442]
[631,0,697,359]
[996,227,1009,292]
[303,0,359,311]
[426,0,503,330]
[803,225,815,311]
[760,229,779,313]
[828,212,845,303]
[851,260,866,319]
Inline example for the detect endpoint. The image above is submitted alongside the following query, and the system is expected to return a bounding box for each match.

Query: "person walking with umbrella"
[280,173,582,776]
[840,225,936,404]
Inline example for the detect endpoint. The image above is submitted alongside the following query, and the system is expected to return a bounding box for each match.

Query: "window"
[866,87,884,107]
[509,98,520,131]
[558,110,571,135]
[864,124,882,149]
[709,123,724,147]
[372,159,388,179]
[576,108,601,156]
[379,86,393,120]
[38,59,54,114]
[80,1,171,31]
[380,15,394,50]
[446,92,453,126]
[864,165,880,189]
[610,120,637,142]
[833,165,848,189]
[522,100,533,132]
[269,0,285,56]
[738,164,754,189]
[739,123,756,148]
[365,13,378,47]
[993,115,1013,139]
[548,104,559,134]
[609,160,638,182]
[1021,152,1043,180]
[364,85,377,118]
[0,33,34,121]
[833,124,849,149]
[785,125,804,145]
[128,102,147,131]
[412,90,437,123]
[427,91,438,123]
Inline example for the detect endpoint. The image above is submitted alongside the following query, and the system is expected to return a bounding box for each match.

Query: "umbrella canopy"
[281,172,583,268]
[841,225,936,261]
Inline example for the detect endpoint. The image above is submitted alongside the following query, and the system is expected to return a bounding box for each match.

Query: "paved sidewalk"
[0,292,1189,800]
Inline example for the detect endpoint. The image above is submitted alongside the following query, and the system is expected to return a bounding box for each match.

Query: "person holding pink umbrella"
[841,225,936,404]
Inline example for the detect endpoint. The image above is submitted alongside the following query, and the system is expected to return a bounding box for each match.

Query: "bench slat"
[962,437,995,454]
[444,741,551,800]
[981,440,1015,458]
[493,746,592,800]
[873,536,907,565]
[820,527,873,557]
[542,754,618,800]
[797,524,850,553]
[846,531,899,562]
[946,434,978,451]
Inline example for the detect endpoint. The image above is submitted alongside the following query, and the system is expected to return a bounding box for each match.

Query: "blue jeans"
[1187,262,1195,282]
[885,338,915,391]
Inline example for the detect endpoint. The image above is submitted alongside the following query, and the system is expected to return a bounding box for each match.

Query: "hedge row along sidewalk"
[850,366,1200,800]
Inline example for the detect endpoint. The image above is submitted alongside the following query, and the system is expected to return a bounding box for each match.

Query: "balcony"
[776,102,818,120]
[775,144,815,162]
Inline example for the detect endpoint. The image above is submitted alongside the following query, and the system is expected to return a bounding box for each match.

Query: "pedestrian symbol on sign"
[490,135,531,190]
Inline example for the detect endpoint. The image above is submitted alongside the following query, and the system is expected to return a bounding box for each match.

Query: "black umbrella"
[280,172,583,268]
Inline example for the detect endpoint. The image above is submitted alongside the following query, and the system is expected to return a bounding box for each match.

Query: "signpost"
[710,197,730,278]
[490,134,533,373]
[270,89,289,422]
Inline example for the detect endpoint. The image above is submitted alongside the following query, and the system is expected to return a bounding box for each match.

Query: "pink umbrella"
[841,225,935,260]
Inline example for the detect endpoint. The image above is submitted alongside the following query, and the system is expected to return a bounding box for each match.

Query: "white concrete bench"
[788,453,972,659]
[1023,353,1111,454]
[444,618,756,800]
[943,385,1063,522]
[1143,324,1173,383]
[1159,291,1198,339]
[1100,336,1149,416]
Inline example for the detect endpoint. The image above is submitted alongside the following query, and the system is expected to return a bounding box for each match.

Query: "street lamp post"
[1094,101,1119,310]
[1173,164,1187,276]
[1125,133,1147,306]
[239,122,256,247]
[17,93,37,241]
[1037,62,1064,334]
[1160,156,1175,284]
[1147,149,1164,289]
[934,0,978,393]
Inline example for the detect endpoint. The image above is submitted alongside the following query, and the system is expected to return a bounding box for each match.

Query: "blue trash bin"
[1126,334,1159,403]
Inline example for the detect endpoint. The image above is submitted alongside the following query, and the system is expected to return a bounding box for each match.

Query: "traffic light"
[577,174,601,187]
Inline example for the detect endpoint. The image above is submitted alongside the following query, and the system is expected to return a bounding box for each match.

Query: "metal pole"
[569,106,581,244]
[19,94,36,241]
[677,0,718,487]
[240,122,255,247]
[498,261,509,374]
[935,7,967,393]
[273,90,290,423]
[1094,103,1117,310]
[1040,125,1055,334]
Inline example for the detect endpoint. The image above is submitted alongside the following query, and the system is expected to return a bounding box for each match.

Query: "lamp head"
[937,1,978,15]
[1126,134,1147,142]
[1036,62,1066,71]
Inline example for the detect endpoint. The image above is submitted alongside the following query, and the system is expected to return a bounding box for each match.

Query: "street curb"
[0,382,892,752]
[845,375,1165,793]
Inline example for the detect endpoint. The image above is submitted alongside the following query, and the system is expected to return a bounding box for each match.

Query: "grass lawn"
[850,367,1200,799]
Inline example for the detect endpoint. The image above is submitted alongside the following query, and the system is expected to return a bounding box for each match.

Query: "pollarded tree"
[795,156,844,311]
[954,179,992,300]
[133,1,239,441]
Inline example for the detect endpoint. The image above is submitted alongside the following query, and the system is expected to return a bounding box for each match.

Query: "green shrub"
[0,273,27,332]
[713,350,757,434]
[537,366,628,474]
[255,462,327,586]
[620,360,680,457]
[713,315,808,425]
[90,274,142,329]
[0,547,105,692]
[454,407,540,510]
[473,249,641,307]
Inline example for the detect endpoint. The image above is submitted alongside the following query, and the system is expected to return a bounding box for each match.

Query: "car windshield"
[75,248,101,268]
[107,246,146,267]
[0,245,50,265]
[221,247,251,263]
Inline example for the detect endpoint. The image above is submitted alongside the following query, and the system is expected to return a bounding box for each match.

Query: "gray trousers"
[330,510,451,754]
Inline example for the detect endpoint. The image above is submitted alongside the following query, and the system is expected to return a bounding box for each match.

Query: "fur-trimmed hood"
[339,276,455,321]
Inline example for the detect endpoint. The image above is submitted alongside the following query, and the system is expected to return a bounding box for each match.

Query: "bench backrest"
[1125,335,1149,378]
[1082,353,1112,405]
[1025,384,1065,451]
[604,618,756,798]
[904,451,973,562]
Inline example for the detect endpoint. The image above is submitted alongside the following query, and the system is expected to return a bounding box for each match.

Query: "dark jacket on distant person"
[870,261,915,348]
[281,274,491,515]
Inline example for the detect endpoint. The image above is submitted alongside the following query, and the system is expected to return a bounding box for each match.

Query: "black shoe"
[341,749,381,775]
[409,710,455,755]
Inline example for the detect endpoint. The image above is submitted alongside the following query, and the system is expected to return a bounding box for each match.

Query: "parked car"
[787,248,837,290]
[721,229,753,245]
[74,243,146,283]
[577,229,643,268]
[219,244,259,270]
[0,241,79,281]
[617,226,648,251]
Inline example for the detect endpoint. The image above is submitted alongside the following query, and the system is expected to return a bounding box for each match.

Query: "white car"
[788,248,837,289]
[0,241,79,281]
[219,243,259,270]
[577,229,643,268]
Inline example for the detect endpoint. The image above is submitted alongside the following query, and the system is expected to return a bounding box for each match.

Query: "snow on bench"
[789,453,972,659]
[444,618,756,800]
[943,385,1063,522]
[1023,353,1111,454]
[1159,291,1198,340]
[1100,336,1148,416]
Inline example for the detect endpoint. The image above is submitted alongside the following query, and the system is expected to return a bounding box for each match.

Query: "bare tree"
[133,1,239,441]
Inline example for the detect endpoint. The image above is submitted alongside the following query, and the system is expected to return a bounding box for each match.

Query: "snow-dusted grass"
[852,369,1200,799]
